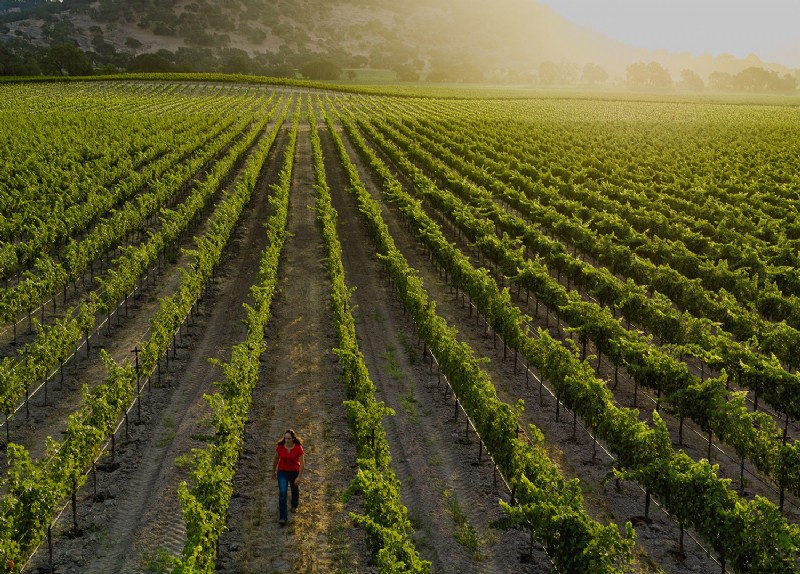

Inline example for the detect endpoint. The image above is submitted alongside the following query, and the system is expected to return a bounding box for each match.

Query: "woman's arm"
[272,451,279,479]
[297,454,305,482]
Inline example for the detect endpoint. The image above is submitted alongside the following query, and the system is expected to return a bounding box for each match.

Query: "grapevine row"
[366,97,800,423]
[0,89,252,275]
[397,99,800,372]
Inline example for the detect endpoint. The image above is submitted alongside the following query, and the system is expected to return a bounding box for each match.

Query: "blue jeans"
[277,470,299,520]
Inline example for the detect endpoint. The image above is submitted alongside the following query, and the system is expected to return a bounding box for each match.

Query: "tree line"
[626,61,798,92]
[533,60,797,92]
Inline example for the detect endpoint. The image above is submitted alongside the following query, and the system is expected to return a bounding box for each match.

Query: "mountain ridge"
[1,0,796,84]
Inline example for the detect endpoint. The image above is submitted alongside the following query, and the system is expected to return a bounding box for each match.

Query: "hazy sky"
[540,0,800,67]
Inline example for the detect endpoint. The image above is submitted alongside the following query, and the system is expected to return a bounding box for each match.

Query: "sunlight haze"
[540,0,800,67]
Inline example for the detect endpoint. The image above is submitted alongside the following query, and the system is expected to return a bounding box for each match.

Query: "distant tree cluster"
[537,61,577,85]
[0,40,98,76]
[709,66,797,92]
[621,61,797,93]
[679,69,705,90]
[427,57,485,83]
[1,0,396,79]
[0,39,42,75]
[581,63,608,86]
[626,61,673,89]
[123,47,343,79]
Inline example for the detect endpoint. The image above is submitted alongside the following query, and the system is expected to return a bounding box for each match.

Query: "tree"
[43,43,92,76]
[90,34,117,57]
[126,53,177,73]
[646,62,673,88]
[173,46,215,72]
[392,62,418,82]
[626,62,649,88]
[779,73,798,92]
[732,66,797,92]
[0,42,41,76]
[734,66,776,91]
[538,61,577,86]
[538,61,559,85]
[679,69,705,90]
[427,56,485,83]
[219,48,252,74]
[262,63,298,79]
[239,22,266,44]
[708,71,734,90]
[450,60,485,83]
[626,61,672,89]
[299,57,341,80]
[124,36,142,49]
[183,24,215,46]
[581,63,608,86]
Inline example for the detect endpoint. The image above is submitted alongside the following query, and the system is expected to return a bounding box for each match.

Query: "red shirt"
[275,443,304,472]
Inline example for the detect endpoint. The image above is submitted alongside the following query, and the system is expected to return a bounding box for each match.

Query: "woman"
[272,429,305,525]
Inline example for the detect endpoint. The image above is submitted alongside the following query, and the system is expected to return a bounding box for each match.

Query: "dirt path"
[216,120,370,574]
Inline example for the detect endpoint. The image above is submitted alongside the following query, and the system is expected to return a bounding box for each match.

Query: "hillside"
[1,0,797,86]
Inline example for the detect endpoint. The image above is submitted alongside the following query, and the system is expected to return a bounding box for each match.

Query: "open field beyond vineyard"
[1,80,800,574]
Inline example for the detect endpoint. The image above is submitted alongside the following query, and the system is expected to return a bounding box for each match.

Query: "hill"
[1,0,797,87]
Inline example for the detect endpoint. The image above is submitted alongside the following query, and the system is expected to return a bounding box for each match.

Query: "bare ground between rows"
[318,122,550,574]
[215,121,372,574]
[25,120,290,574]
[331,114,725,574]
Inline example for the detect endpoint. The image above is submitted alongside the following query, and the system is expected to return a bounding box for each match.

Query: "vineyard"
[1,79,800,574]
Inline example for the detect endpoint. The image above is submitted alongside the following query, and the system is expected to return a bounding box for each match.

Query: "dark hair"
[278,428,303,446]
